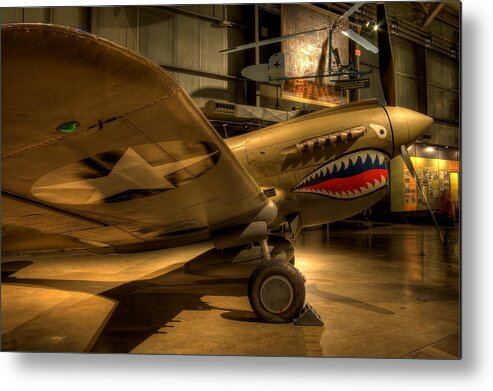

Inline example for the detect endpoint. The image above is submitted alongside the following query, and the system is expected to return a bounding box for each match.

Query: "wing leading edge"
[1,24,267,250]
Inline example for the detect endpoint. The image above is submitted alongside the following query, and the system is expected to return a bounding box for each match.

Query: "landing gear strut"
[247,239,306,323]
[260,239,271,261]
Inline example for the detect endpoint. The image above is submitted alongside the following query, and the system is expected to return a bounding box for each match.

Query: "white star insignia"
[34,147,217,204]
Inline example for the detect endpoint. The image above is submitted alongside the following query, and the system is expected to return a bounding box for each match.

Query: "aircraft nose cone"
[385,106,433,156]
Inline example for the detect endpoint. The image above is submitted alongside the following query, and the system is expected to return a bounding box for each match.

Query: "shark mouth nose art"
[292,150,389,199]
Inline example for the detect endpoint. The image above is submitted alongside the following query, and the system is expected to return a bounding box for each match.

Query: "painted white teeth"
[294,150,389,197]
[372,153,378,164]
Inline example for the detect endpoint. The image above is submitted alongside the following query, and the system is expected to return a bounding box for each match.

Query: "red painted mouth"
[293,150,389,199]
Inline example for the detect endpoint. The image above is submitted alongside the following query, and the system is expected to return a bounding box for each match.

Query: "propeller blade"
[220,27,327,54]
[221,3,363,55]
[341,28,379,53]
[400,145,444,244]
[377,2,396,106]
[338,2,365,22]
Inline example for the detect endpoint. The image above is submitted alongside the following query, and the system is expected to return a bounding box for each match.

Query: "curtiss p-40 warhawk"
[1,6,434,323]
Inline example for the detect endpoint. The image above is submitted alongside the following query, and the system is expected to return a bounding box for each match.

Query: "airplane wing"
[1,24,267,250]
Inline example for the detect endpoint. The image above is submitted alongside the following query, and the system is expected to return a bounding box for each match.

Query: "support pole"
[254,3,260,107]
[260,239,271,261]
[420,227,426,257]
[328,28,333,74]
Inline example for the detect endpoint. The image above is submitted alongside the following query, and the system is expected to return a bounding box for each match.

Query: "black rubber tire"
[271,252,295,265]
[248,260,305,323]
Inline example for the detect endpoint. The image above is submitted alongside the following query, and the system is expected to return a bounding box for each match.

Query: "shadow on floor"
[307,285,396,315]
[90,268,252,352]
[1,250,261,353]
[1,260,34,278]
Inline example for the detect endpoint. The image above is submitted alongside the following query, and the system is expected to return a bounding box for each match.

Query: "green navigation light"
[57,121,79,133]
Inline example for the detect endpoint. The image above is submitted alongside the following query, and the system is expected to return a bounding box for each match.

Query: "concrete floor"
[1,225,460,358]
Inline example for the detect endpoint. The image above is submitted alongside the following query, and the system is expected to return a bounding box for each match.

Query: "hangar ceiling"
[1,3,459,144]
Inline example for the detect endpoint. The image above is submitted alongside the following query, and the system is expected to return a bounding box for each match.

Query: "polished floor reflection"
[1,224,460,358]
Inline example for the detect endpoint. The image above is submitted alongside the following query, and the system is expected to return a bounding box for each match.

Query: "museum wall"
[1,6,245,108]
[91,5,230,108]
[394,36,419,111]
[1,7,88,29]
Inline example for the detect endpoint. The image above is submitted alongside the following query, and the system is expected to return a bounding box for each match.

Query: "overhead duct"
[204,100,303,123]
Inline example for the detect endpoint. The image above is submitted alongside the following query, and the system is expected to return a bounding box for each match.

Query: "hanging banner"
[281,4,349,107]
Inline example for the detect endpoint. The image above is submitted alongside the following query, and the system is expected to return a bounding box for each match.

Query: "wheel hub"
[259,275,294,314]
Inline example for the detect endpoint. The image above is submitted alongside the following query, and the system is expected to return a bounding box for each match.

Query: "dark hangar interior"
[1,2,460,358]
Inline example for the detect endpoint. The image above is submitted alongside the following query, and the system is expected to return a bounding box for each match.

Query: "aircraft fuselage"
[226,100,432,228]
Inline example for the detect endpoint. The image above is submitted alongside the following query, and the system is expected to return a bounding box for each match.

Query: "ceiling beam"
[418,2,428,13]
[423,2,445,28]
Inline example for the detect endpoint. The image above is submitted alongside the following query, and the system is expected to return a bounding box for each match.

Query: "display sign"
[334,78,370,91]
[391,155,459,213]
[403,169,417,211]
[404,167,445,211]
